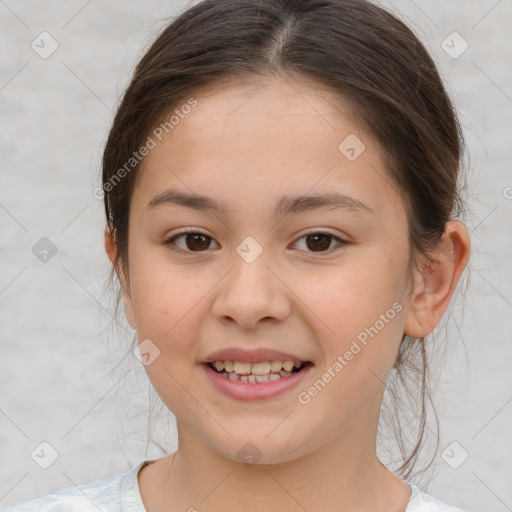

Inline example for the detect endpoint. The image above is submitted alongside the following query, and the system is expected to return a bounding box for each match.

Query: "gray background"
[0,1,511,510]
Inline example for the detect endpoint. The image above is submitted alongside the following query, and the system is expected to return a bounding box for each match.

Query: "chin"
[209,432,312,467]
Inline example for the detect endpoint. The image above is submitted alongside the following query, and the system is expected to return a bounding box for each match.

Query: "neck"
[141,417,411,512]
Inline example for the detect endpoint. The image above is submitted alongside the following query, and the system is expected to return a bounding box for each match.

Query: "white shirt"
[4,460,467,511]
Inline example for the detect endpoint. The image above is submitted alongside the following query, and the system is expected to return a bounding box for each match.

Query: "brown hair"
[101,0,466,479]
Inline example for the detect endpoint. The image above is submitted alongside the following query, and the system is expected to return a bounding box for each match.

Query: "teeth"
[218,371,291,382]
[211,359,306,380]
[282,361,294,372]
[251,362,270,375]
[270,360,283,372]
[233,361,251,375]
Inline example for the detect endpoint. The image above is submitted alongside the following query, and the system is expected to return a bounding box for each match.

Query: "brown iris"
[184,233,211,251]
[305,234,332,252]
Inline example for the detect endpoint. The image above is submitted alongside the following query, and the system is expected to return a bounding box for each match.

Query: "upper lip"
[201,347,310,364]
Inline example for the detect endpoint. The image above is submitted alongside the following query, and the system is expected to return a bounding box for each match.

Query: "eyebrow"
[147,189,374,217]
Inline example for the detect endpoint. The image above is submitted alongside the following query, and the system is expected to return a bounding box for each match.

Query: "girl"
[6,0,471,510]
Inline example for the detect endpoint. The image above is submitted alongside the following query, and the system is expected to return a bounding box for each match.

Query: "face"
[116,73,417,464]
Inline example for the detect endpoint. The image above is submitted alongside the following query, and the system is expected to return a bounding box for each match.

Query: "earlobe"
[103,227,138,330]
[122,289,138,331]
[104,227,117,265]
[404,220,470,338]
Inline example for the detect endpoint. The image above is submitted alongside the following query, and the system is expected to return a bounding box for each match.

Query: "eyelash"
[163,230,348,254]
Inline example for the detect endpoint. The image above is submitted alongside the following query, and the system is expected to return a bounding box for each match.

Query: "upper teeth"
[213,360,302,375]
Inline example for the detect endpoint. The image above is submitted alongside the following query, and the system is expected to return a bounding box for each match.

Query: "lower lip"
[201,363,313,401]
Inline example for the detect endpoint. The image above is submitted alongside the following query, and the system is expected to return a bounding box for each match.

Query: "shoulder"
[406,482,467,512]
[3,461,147,512]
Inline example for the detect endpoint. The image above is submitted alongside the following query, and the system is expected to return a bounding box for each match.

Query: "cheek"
[309,254,404,328]
[128,251,216,361]
[299,250,407,382]
[132,267,199,329]
[128,259,210,406]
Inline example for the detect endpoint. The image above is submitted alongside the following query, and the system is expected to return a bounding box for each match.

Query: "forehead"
[143,72,367,167]
[173,72,360,138]
[133,73,402,220]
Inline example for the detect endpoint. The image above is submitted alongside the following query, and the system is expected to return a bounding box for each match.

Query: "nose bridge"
[230,235,275,301]
[212,236,290,327]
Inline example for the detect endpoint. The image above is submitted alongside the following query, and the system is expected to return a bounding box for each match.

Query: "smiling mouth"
[206,360,313,383]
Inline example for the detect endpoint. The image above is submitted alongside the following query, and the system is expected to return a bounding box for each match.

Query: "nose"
[211,248,291,329]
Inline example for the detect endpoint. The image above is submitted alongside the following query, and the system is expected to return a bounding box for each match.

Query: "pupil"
[187,233,210,251]
[307,234,330,251]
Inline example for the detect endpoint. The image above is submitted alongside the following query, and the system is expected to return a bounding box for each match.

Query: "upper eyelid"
[166,229,347,251]
[167,228,345,241]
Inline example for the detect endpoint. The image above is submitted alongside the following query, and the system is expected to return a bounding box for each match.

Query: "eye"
[291,232,347,253]
[164,231,219,252]
[164,230,347,254]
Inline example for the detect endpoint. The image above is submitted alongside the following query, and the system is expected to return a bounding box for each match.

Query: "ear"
[404,220,470,337]
[104,227,137,330]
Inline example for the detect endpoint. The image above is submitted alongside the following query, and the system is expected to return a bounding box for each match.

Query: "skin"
[104,72,470,512]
